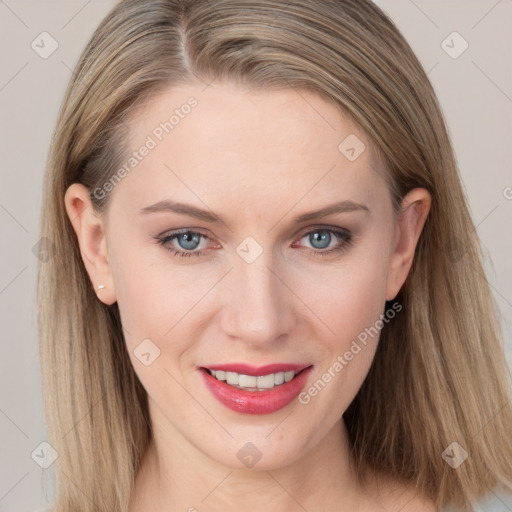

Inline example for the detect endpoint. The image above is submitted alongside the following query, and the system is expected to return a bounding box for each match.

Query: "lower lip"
[199,366,313,415]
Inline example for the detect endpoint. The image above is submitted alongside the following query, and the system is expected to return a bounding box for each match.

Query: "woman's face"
[67,81,429,470]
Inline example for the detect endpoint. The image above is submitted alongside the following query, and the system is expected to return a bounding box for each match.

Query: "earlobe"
[64,183,117,305]
[385,188,431,301]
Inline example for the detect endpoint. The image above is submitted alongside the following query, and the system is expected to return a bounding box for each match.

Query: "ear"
[64,183,117,305]
[386,188,431,301]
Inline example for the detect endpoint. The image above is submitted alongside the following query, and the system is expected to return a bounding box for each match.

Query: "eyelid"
[293,223,351,240]
[156,224,354,260]
[157,224,351,245]
[155,228,217,258]
[156,226,212,239]
[291,224,353,252]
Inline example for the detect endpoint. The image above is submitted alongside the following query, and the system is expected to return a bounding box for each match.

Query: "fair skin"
[65,82,435,511]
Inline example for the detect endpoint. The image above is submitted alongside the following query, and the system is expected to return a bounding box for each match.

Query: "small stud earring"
[98,285,105,290]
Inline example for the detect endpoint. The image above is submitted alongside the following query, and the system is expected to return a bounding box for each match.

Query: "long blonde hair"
[37,0,512,509]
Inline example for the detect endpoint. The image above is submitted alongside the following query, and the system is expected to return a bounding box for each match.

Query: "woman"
[37,0,512,510]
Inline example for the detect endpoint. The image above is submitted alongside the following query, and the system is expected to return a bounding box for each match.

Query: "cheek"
[108,235,180,346]
[109,243,196,406]
[298,259,388,404]
[305,257,389,349]
[109,233,221,368]
[299,254,391,413]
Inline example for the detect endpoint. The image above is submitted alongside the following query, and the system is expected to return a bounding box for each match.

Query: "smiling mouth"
[201,366,312,392]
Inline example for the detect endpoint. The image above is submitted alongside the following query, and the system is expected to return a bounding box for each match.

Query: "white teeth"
[284,371,295,382]
[256,374,275,389]
[238,374,257,388]
[209,369,298,390]
[226,372,238,385]
[215,370,226,381]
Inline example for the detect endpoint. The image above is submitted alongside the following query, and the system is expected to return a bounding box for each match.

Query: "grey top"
[442,488,512,512]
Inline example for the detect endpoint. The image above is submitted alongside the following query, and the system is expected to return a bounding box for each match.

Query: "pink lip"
[198,364,314,415]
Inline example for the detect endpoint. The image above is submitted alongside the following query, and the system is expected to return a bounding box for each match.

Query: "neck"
[129,403,377,511]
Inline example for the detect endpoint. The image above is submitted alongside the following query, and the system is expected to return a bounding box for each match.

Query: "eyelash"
[155,226,354,259]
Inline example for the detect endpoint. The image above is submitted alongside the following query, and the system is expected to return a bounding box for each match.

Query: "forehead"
[110,81,386,220]
[129,81,365,155]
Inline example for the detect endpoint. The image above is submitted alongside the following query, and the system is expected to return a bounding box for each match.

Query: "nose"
[220,248,297,348]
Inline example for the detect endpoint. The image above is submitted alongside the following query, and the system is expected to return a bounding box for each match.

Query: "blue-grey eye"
[309,230,332,249]
[177,232,201,250]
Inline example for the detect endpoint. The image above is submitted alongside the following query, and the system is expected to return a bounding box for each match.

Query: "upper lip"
[200,363,312,376]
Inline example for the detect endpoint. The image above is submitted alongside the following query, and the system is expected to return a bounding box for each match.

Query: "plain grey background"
[0,1,511,510]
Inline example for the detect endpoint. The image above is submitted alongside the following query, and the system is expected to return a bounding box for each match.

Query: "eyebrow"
[139,199,370,224]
